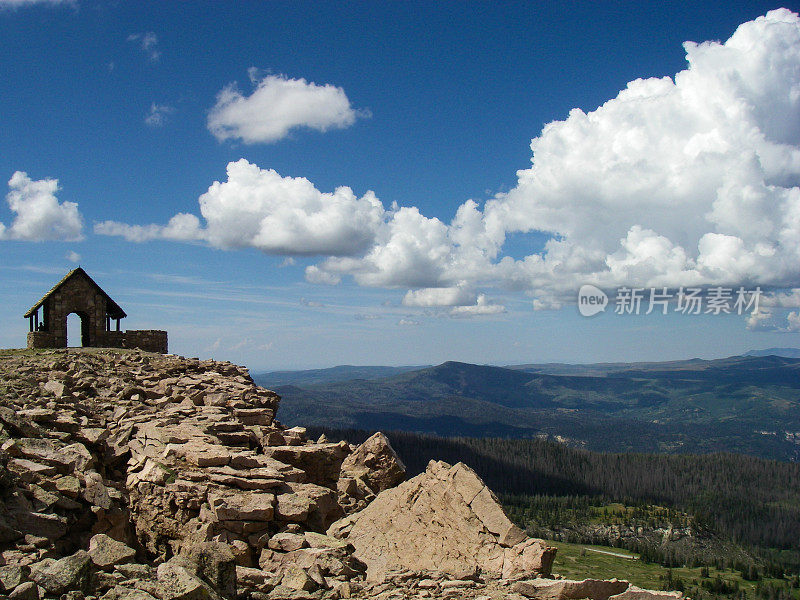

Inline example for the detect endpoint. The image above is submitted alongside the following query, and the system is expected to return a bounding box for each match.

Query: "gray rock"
[88,534,136,570]
[156,559,222,600]
[8,581,39,600]
[43,380,66,398]
[100,586,160,600]
[0,564,30,593]
[29,550,92,594]
[179,541,237,600]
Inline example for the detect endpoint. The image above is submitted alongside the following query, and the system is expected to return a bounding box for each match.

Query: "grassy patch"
[548,539,798,599]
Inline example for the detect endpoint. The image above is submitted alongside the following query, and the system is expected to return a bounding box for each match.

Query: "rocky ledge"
[0,349,682,600]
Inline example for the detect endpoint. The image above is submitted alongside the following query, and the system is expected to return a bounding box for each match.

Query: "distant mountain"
[271,356,800,461]
[744,347,800,359]
[253,364,425,388]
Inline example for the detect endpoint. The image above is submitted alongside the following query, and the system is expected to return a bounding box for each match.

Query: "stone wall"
[28,328,168,353]
[123,330,168,353]
[43,274,109,348]
[98,331,126,348]
[27,331,56,348]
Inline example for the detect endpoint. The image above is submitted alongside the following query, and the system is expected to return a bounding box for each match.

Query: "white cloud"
[403,286,475,307]
[65,250,80,263]
[97,159,384,256]
[787,311,800,332]
[95,213,202,243]
[128,32,160,62]
[398,318,421,326]
[471,8,800,304]
[761,288,800,308]
[450,294,506,318]
[0,171,83,241]
[145,103,175,127]
[308,8,800,305]
[747,307,800,332]
[317,206,459,289]
[197,160,384,254]
[98,10,800,319]
[300,297,324,308]
[0,0,70,6]
[208,73,364,144]
[354,313,381,321]
[746,309,774,331]
[304,265,341,286]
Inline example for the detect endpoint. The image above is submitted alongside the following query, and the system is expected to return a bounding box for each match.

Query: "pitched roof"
[24,267,127,319]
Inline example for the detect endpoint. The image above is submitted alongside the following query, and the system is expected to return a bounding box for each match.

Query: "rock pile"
[0,348,682,600]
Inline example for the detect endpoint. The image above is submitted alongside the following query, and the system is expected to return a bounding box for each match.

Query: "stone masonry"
[24,268,168,353]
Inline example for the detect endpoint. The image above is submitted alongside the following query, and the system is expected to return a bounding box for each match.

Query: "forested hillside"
[275,357,800,460]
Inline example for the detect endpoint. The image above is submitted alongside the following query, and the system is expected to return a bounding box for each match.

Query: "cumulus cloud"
[145,103,175,127]
[208,73,364,144]
[97,159,384,255]
[403,286,476,307]
[197,161,384,254]
[474,8,800,302]
[0,171,83,241]
[311,8,800,306]
[788,311,800,332]
[760,288,800,308]
[66,250,80,263]
[747,307,800,332]
[99,10,800,319]
[128,32,160,61]
[450,294,506,317]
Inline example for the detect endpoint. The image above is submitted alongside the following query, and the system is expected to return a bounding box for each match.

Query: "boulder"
[156,559,222,600]
[275,482,342,530]
[101,587,160,600]
[83,470,113,510]
[8,581,39,600]
[268,532,308,552]
[29,551,92,594]
[178,541,237,600]
[338,432,406,513]
[279,565,318,592]
[0,564,30,592]
[88,534,137,570]
[43,380,66,398]
[327,460,556,581]
[512,578,631,600]
[609,586,684,600]
[208,492,275,522]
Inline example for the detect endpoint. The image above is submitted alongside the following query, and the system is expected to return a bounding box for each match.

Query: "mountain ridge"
[265,355,800,461]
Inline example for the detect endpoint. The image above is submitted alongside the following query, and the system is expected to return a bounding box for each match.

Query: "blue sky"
[2,1,799,371]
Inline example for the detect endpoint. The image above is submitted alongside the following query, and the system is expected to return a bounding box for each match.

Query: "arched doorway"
[66,312,89,347]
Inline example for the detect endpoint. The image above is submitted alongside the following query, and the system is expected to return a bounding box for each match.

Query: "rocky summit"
[0,348,682,600]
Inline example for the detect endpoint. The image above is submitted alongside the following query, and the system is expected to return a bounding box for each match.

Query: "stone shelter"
[24,267,168,353]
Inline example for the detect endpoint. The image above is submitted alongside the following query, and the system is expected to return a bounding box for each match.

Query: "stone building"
[24,267,168,353]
